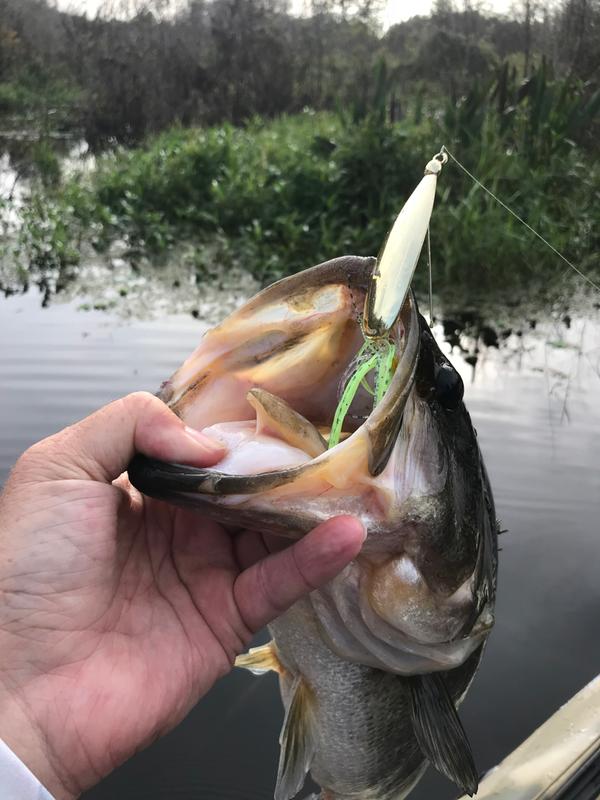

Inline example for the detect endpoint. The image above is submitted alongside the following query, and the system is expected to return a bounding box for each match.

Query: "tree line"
[0,0,597,147]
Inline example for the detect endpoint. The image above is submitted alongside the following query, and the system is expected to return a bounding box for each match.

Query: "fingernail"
[334,515,366,544]
[317,516,366,560]
[184,425,225,453]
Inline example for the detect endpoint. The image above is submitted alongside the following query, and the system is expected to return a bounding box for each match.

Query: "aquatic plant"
[7,66,599,300]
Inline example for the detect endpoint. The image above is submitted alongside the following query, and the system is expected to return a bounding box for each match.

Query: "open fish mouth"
[128,254,495,675]
[128,254,418,513]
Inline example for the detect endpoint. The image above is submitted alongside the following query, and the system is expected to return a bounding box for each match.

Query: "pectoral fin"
[234,642,284,676]
[275,676,317,800]
[247,388,327,458]
[408,673,478,796]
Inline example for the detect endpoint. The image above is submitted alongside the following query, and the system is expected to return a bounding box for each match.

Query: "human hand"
[0,392,365,799]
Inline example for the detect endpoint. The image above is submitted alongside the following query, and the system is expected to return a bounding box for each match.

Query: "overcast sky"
[54,0,517,25]
[383,0,514,26]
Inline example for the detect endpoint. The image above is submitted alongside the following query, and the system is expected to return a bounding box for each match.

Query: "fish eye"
[434,363,464,411]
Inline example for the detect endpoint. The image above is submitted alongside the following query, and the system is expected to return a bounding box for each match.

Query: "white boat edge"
[459,675,600,799]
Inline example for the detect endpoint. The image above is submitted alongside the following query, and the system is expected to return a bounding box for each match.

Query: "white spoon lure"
[363,150,447,338]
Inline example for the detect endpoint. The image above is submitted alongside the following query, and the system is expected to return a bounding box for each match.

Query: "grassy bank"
[4,68,599,300]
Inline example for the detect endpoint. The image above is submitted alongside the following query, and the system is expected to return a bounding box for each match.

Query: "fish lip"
[128,274,420,500]
[128,451,319,497]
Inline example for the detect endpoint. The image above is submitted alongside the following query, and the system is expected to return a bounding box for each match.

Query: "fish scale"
[270,599,426,800]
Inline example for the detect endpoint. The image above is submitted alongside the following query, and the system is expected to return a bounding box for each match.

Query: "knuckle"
[122,391,168,432]
[116,391,156,425]
[15,436,53,471]
[8,441,52,487]
[125,390,157,410]
[291,544,317,593]
[255,558,286,620]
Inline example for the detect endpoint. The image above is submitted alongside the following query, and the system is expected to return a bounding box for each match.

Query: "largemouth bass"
[128,253,498,800]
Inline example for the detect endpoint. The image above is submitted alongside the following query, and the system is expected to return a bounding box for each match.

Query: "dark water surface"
[1,286,599,800]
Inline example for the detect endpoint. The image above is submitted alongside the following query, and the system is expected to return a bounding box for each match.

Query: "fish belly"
[269,599,427,800]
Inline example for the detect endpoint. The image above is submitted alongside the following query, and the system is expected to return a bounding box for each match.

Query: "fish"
[128,252,498,800]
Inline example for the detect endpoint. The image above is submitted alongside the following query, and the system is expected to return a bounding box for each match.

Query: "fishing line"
[427,225,434,326]
[441,145,600,294]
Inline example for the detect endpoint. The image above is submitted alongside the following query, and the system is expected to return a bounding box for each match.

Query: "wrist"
[0,683,79,800]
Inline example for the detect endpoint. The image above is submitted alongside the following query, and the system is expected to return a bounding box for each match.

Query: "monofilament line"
[441,145,600,294]
[427,226,434,326]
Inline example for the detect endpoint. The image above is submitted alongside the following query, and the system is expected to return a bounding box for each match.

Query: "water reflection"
[0,134,91,225]
[0,285,598,800]
[0,149,28,226]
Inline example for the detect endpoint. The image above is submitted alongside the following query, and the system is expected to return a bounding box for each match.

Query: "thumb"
[234,515,366,633]
[19,391,225,483]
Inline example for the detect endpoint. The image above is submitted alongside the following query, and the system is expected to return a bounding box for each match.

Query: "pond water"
[1,276,599,800]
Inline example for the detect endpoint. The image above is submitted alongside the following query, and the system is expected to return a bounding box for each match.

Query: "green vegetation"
[0,0,597,302]
[0,75,80,121]
[6,64,597,299]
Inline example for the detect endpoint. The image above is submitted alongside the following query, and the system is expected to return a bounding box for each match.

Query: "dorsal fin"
[234,642,284,676]
[275,676,317,800]
[408,673,478,796]
[247,388,327,458]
